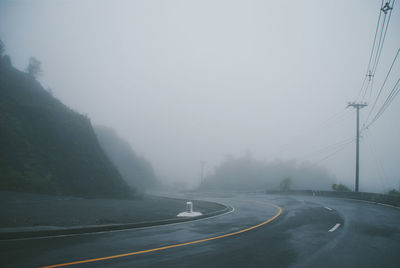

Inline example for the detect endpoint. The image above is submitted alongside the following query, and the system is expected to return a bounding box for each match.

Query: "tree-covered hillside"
[94,126,159,191]
[0,54,133,198]
[199,154,336,191]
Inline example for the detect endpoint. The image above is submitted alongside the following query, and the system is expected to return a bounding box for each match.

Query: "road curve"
[1,193,399,268]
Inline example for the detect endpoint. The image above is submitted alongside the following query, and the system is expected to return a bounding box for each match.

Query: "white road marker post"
[177,201,202,217]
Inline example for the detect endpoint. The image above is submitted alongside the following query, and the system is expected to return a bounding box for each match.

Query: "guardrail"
[265,190,400,207]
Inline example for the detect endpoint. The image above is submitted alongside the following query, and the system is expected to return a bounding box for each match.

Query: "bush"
[387,189,400,196]
[332,183,351,192]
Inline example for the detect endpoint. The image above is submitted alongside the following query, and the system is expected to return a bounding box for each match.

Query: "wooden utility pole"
[347,102,368,192]
[200,161,206,182]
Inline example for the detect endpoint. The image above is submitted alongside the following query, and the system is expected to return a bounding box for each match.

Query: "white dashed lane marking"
[328,223,341,232]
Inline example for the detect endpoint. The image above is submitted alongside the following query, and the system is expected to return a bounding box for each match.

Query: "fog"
[1,0,399,192]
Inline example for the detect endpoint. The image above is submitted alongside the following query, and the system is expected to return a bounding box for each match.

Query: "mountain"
[0,55,133,198]
[94,126,159,191]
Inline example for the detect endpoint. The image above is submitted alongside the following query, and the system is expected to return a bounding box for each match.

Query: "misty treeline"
[199,154,336,191]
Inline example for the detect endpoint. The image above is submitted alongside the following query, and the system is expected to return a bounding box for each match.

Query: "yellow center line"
[41,202,282,268]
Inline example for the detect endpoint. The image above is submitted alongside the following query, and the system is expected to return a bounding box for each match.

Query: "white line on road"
[328,223,341,232]
[324,207,332,211]
[5,206,235,242]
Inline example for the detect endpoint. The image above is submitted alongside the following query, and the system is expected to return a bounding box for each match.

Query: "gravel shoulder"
[0,191,227,236]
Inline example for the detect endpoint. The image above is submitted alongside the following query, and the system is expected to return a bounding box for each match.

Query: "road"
[1,193,400,268]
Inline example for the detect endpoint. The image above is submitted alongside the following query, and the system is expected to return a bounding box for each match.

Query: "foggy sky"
[1,0,399,192]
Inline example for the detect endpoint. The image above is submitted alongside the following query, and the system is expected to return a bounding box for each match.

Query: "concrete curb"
[0,202,231,241]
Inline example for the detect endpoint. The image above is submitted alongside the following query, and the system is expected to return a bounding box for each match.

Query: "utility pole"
[347,102,367,192]
[200,161,206,182]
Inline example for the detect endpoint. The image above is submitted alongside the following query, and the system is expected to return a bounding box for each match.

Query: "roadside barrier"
[265,190,400,207]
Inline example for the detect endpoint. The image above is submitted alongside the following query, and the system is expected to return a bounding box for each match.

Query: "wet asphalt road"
[1,193,400,268]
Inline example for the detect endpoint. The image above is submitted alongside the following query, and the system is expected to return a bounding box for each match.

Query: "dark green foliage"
[0,57,133,198]
[94,126,159,191]
[331,183,351,192]
[387,189,400,196]
[199,154,335,191]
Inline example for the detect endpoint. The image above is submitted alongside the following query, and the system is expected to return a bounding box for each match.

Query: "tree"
[332,183,351,192]
[26,57,42,78]
[387,189,400,196]
[280,177,292,191]
[0,40,11,66]
[0,39,4,57]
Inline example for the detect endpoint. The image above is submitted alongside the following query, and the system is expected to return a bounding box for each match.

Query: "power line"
[313,139,355,166]
[365,47,400,124]
[364,129,388,192]
[272,109,350,156]
[366,0,385,75]
[346,1,396,193]
[373,77,400,119]
[356,0,384,102]
[370,7,388,76]
[300,136,356,160]
[361,75,374,102]
[367,77,376,103]
[371,0,395,75]
[356,75,368,101]
[365,76,400,129]
[358,1,395,102]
